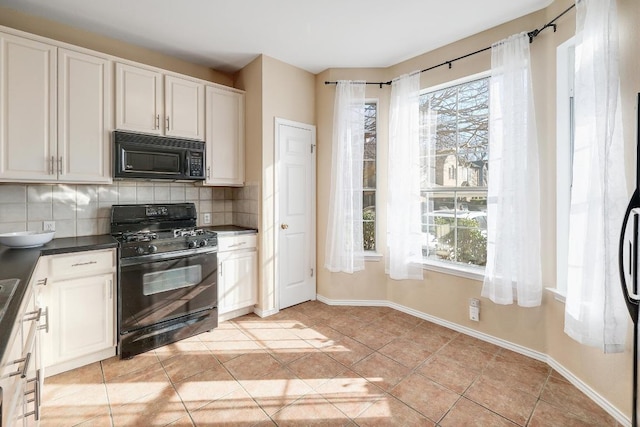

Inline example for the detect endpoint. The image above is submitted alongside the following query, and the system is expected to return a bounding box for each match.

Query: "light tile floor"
[40,301,621,426]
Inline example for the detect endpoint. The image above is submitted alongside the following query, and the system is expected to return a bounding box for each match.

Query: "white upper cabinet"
[204,85,245,186]
[165,75,205,140]
[115,63,162,135]
[116,63,205,140]
[0,32,112,183]
[58,48,112,182]
[0,33,57,181]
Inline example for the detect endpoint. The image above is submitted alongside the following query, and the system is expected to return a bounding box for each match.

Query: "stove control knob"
[148,245,158,254]
[199,239,208,247]
[188,240,198,249]
[135,247,145,255]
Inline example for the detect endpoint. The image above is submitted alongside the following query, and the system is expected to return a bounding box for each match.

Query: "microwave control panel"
[188,151,204,178]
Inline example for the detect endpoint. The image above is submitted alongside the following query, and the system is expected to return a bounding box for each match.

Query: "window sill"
[546,287,566,303]
[420,259,485,281]
[364,252,383,261]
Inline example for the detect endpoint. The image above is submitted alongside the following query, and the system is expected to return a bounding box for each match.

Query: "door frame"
[274,118,317,311]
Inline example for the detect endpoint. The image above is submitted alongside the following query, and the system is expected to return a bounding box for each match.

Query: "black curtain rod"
[324,3,576,89]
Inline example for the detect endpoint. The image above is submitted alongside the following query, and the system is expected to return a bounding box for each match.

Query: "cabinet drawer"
[48,249,115,277]
[218,234,257,252]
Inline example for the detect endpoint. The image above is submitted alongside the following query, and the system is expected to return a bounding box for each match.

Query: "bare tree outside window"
[363,102,377,251]
[419,78,489,267]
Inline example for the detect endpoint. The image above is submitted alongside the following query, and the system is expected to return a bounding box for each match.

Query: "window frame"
[364,98,381,260]
[418,71,490,280]
[553,36,576,302]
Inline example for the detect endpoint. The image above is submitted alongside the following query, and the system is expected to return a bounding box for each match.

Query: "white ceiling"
[0,0,553,74]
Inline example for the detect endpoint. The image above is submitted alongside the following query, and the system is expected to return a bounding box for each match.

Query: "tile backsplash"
[0,181,259,237]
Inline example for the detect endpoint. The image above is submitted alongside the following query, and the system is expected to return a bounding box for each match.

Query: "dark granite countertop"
[206,225,258,235]
[0,234,118,363]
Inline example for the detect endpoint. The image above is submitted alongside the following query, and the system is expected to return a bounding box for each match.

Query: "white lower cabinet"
[38,249,116,377]
[217,234,257,320]
[0,277,43,427]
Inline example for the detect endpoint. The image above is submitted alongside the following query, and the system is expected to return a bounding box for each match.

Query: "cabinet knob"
[281,224,289,230]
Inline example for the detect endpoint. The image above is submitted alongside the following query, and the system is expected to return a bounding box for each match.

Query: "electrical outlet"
[469,298,480,307]
[43,221,55,231]
[203,213,211,225]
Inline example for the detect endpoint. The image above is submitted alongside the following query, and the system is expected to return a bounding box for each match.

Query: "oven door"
[119,249,217,334]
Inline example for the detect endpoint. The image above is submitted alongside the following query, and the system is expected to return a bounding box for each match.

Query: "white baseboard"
[45,347,116,378]
[546,357,629,426]
[316,293,631,427]
[219,306,255,322]
[254,306,279,318]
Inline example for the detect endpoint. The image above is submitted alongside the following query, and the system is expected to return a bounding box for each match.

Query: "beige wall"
[315,0,640,419]
[237,55,315,313]
[0,6,232,85]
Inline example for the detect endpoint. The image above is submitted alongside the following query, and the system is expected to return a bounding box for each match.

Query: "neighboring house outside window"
[363,101,377,251]
[419,76,489,271]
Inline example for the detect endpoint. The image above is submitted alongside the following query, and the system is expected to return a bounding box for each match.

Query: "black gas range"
[110,203,218,359]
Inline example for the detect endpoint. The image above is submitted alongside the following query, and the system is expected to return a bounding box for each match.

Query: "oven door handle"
[120,246,218,266]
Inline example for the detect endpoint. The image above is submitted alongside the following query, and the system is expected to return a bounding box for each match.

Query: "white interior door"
[276,119,316,310]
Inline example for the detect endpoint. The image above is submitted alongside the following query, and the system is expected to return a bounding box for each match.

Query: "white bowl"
[0,231,55,248]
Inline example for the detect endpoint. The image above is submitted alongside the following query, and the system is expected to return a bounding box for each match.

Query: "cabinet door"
[0,32,57,181]
[58,49,112,183]
[165,75,204,140]
[45,273,115,367]
[218,250,257,314]
[204,86,245,186]
[115,63,162,135]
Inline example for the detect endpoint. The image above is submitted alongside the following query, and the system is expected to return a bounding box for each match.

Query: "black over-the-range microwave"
[113,131,206,181]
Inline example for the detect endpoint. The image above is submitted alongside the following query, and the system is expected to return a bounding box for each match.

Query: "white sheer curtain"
[325,81,366,273]
[387,72,423,280]
[481,33,542,307]
[564,0,628,353]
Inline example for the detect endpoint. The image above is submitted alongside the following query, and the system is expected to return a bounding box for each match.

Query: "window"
[419,76,489,269]
[555,37,576,298]
[363,101,377,251]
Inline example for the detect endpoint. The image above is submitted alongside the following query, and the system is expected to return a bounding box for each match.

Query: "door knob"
[281,224,289,230]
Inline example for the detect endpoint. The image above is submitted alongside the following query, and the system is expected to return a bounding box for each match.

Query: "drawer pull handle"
[71,260,98,267]
[22,369,40,421]
[229,242,247,248]
[38,307,49,333]
[9,352,32,378]
[36,278,47,286]
[23,307,42,322]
